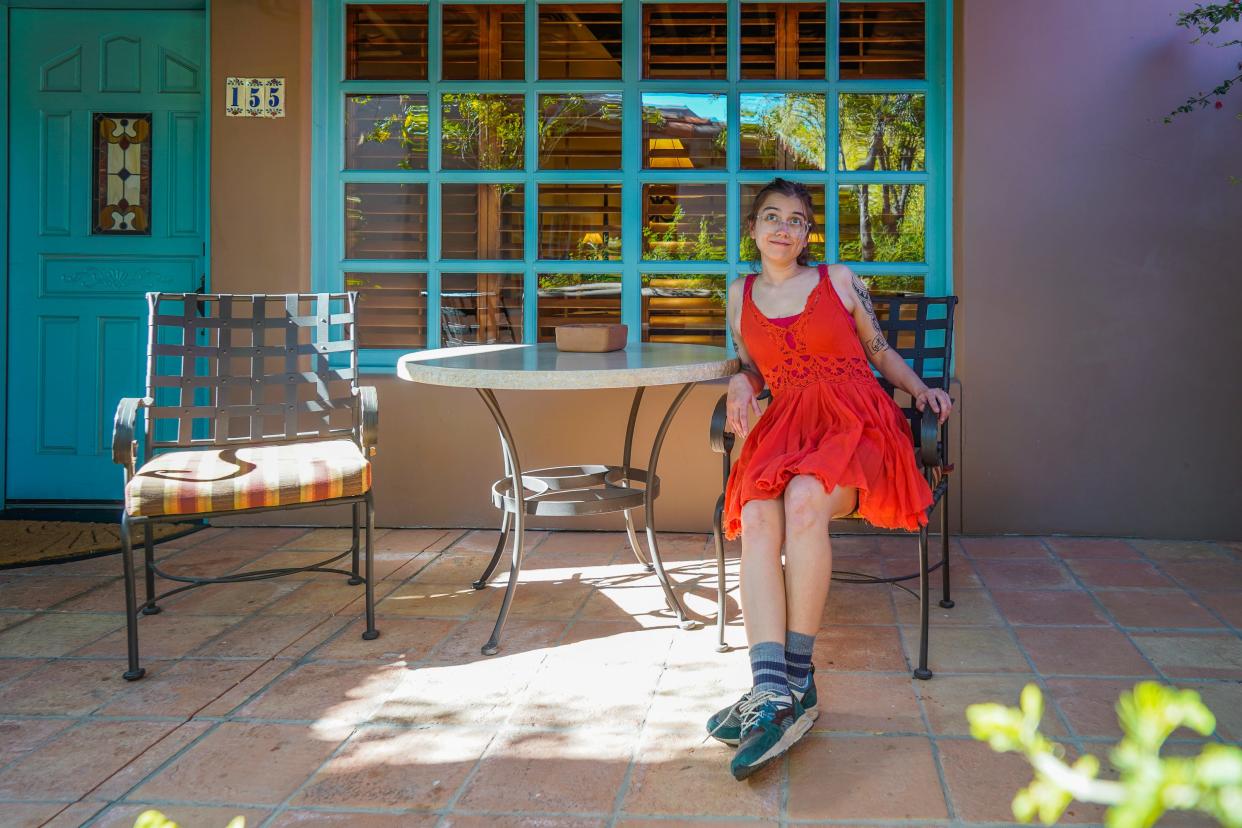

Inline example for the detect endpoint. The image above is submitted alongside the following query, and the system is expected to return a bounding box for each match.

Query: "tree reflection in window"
[740,93,826,170]
[839,93,925,172]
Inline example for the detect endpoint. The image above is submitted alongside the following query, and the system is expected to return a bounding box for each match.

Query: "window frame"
[312,0,952,369]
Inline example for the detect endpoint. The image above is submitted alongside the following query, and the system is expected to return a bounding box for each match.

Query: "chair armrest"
[918,405,941,469]
[112,397,151,470]
[356,385,379,455]
[709,394,731,453]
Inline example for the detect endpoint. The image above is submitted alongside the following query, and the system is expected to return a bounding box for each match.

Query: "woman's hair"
[745,177,816,267]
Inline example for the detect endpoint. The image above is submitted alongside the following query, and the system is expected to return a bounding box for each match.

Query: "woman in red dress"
[708,178,953,779]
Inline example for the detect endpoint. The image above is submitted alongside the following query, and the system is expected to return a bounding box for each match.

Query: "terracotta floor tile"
[616,821,776,828]
[902,626,1030,673]
[276,616,354,660]
[52,579,129,612]
[1014,627,1154,677]
[237,662,403,728]
[159,579,297,615]
[0,658,126,714]
[293,724,493,809]
[534,530,631,557]
[1160,559,1242,592]
[377,582,501,618]
[232,548,356,580]
[815,671,924,733]
[91,804,271,828]
[821,584,898,625]
[0,656,46,686]
[894,588,1003,626]
[990,589,1111,626]
[306,616,458,663]
[813,625,908,672]
[1044,677,1149,739]
[374,528,454,554]
[641,532,712,563]
[0,803,79,828]
[0,610,34,632]
[195,526,310,550]
[408,553,502,586]
[1130,539,1232,563]
[455,727,636,813]
[0,612,122,657]
[447,529,549,556]
[271,810,437,827]
[1046,537,1143,560]
[0,575,114,610]
[76,613,244,659]
[424,619,566,665]
[90,720,214,800]
[786,734,947,820]
[194,613,334,659]
[509,659,661,730]
[621,725,781,817]
[577,585,684,628]
[373,654,544,728]
[1129,632,1242,679]
[960,536,1051,559]
[973,558,1076,590]
[938,738,1047,823]
[0,717,77,764]
[157,545,271,578]
[1093,589,1223,629]
[554,620,676,666]
[0,719,179,800]
[99,658,287,718]
[259,580,397,616]
[916,674,1067,737]
[1189,681,1242,741]
[193,659,292,718]
[1064,559,1176,589]
[497,580,595,621]
[1194,591,1242,627]
[132,721,344,805]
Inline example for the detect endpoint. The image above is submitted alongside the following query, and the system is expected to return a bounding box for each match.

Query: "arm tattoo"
[851,276,890,356]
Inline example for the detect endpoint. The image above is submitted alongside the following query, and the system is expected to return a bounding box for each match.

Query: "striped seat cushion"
[125,439,371,518]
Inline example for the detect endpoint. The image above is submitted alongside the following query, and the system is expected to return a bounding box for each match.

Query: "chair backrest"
[870,294,958,448]
[143,292,360,455]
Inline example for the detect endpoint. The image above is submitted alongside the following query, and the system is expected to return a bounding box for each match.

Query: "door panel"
[7,10,205,502]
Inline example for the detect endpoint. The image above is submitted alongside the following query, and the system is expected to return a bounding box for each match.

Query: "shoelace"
[736,689,790,734]
[702,689,752,744]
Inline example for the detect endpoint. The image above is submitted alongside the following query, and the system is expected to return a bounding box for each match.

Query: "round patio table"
[397,342,738,655]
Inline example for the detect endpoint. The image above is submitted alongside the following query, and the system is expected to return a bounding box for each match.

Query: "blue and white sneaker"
[705,666,818,747]
[728,689,814,780]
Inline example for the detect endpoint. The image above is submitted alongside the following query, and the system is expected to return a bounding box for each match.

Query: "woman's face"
[749,191,811,267]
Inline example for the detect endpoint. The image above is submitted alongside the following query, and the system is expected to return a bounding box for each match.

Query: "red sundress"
[722,264,933,540]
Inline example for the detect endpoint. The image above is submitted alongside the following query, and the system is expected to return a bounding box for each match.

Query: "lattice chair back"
[142,292,360,457]
[870,295,957,455]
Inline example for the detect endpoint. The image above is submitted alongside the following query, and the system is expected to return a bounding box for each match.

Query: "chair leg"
[361,494,379,640]
[913,523,933,680]
[120,515,145,681]
[348,501,364,585]
[473,509,510,590]
[939,489,954,609]
[141,523,161,615]
[711,493,729,653]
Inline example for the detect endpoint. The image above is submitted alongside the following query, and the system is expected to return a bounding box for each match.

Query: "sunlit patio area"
[0,527,1238,827]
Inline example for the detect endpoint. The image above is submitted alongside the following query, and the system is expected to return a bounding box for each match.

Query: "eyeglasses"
[758,213,809,234]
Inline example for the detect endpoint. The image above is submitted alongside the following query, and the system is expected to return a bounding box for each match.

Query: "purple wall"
[956,0,1242,537]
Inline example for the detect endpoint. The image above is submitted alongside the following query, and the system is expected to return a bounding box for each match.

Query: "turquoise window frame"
[312,0,952,370]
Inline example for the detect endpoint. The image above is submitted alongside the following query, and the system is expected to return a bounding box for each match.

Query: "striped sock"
[785,630,815,691]
[749,640,790,697]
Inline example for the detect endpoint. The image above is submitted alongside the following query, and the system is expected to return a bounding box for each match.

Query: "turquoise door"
[6,9,205,503]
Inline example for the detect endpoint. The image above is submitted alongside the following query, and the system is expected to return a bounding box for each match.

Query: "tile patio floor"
[0,527,1239,827]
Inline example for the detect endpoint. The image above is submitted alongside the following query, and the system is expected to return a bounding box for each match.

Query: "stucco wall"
[955,0,1242,538]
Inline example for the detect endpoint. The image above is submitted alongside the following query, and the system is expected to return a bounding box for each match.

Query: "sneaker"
[729,689,814,780]
[705,666,818,746]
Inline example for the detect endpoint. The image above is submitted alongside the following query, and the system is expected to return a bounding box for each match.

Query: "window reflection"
[644,4,727,79]
[839,93,925,171]
[540,5,622,79]
[740,182,826,264]
[539,184,622,260]
[740,93,826,171]
[347,4,428,81]
[642,274,726,345]
[441,274,524,345]
[346,95,428,170]
[345,183,428,260]
[539,94,623,170]
[838,184,925,262]
[348,272,428,350]
[642,184,727,261]
[441,94,525,170]
[537,274,622,341]
[840,2,925,79]
[442,184,525,260]
[642,94,726,170]
[443,4,524,80]
[740,4,826,79]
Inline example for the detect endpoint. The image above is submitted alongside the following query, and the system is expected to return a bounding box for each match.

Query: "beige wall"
[210,1,1238,538]
[955,0,1242,539]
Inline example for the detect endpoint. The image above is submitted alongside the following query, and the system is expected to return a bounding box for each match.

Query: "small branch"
[1029,753,1125,805]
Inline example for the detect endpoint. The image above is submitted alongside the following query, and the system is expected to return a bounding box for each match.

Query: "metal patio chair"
[111,292,379,680]
[708,294,958,679]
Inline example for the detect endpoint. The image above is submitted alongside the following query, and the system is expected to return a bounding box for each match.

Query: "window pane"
[345,95,428,170]
[740,4,826,80]
[441,183,525,259]
[839,93,925,171]
[539,93,623,170]
[347,4,428,81]
[642,94,726,170]
[840,2,925,79]
[348,272,428,350]
[642,273,726,345]
[837,183,925,262]
[644,4,727,80]
[861,274,924,295]
[441,273,524,345]
[538,183,622,260]
[739,93,826,171]
[537,274,621,342]
[540,4,622,80]
[642,183,727,261]
[443,4,524,80]
[345,183,428,260]
[740,182,826,263]
[93,113,151,235]
[441,94,525,170]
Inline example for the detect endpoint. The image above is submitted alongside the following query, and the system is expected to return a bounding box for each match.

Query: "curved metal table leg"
[474,433,515,590]
[476,388,526,656]
[644,382,698,629]
[621,387,653,571]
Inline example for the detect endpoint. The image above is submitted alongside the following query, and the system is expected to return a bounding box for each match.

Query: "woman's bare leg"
[783,477,857,635]
[740,498,787,648]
